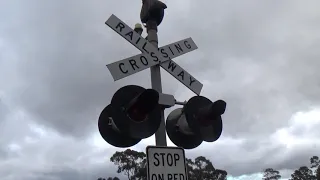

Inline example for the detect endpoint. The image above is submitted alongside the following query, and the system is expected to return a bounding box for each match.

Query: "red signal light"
[126,89,159,122]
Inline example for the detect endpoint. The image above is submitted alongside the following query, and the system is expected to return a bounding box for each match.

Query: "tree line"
[97,149,320,180]
[263,156,320,180]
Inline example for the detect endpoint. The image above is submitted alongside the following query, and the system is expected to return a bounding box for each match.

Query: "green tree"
[290,166,316,180]
[262,168,281,180]
[132,158,147,180]
[311,156,320,168]
[113,177,120,180]
[214,169,228,180]
[110,149,146,180]
[186,156,216,180]
[310,156,320,180]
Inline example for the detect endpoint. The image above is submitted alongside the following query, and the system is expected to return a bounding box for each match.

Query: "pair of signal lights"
[98,85,226,149]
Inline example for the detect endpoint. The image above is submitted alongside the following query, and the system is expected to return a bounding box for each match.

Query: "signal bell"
[166,96,226,149]
[98,85,162,148]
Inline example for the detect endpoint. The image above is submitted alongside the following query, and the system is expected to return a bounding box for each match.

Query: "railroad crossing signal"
[98,10,227,150]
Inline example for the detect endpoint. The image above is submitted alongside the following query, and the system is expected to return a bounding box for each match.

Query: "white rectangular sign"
[105,14,165,67]
[161,59,203,95]
[107,37,203,95]
[107,38,198,81]
[147,146,188,180]
[107,38,197,81]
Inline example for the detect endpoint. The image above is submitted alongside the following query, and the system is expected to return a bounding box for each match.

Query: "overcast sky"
[1,0,320,179]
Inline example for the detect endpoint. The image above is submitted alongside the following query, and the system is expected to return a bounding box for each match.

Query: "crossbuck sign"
[105,14,203,95]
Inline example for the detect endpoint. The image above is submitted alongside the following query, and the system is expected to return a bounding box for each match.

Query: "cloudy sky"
[1,0,320,179]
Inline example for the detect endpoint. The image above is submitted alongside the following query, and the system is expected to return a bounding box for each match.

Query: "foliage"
[97,177,119,180]
[310,156,320,180]
[214,169,228,180]
[262,168,281,180]
[186,156,227,180]
[110,149,146,180]
[132,158,147,180]
[106,150,320,180]
[290,166,316,180]
[286,156,320,180]
[186,156,216,180]
[311,156,320,168]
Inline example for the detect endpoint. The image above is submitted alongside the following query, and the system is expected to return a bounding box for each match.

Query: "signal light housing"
[166,108,203,149]
[184,96,226,142]
[98,85,162,147]
[98,105,141,148]
[166,96,226,149]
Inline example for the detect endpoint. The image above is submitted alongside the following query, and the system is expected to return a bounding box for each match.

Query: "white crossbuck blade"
[105,14,203,95]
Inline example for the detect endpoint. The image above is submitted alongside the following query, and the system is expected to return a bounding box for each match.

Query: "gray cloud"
[164,0,320,138]
[1,0,320,179]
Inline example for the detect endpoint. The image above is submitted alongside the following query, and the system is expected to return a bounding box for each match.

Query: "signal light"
[98,105,141,148]
[166,108,203,149]
[166,96,226,149]
[126,89,159,122]
[98,85,162,148]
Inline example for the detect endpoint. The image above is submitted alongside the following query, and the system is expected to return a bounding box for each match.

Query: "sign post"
[146,146,188,180]
[145,12,167,147]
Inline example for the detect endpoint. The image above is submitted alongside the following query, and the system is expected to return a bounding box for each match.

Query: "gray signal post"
[145,6,167,147]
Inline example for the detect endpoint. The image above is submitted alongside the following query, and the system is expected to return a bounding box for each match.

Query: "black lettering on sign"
[168,173,184,180]
[160,153,165,166]
[129,59,139,70]
[174,44,183,53]
[178,71,185,80]
[189,76,196,86]
[125,31,133,41]
[184,40,191,49]
[119,63,128,74]
[150,52,159,62]
[167,153,173,166]
[142,42,149,54]
[140,56,148,66]
[154,153,160,166]
[160,48,169,58]
[136,37,141,44]
[151,174,164,180]
[168,61,177,72]
[168,46,175,56]
[154,152,181,167]
[115,22,125,32]
[174,153,180,166]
